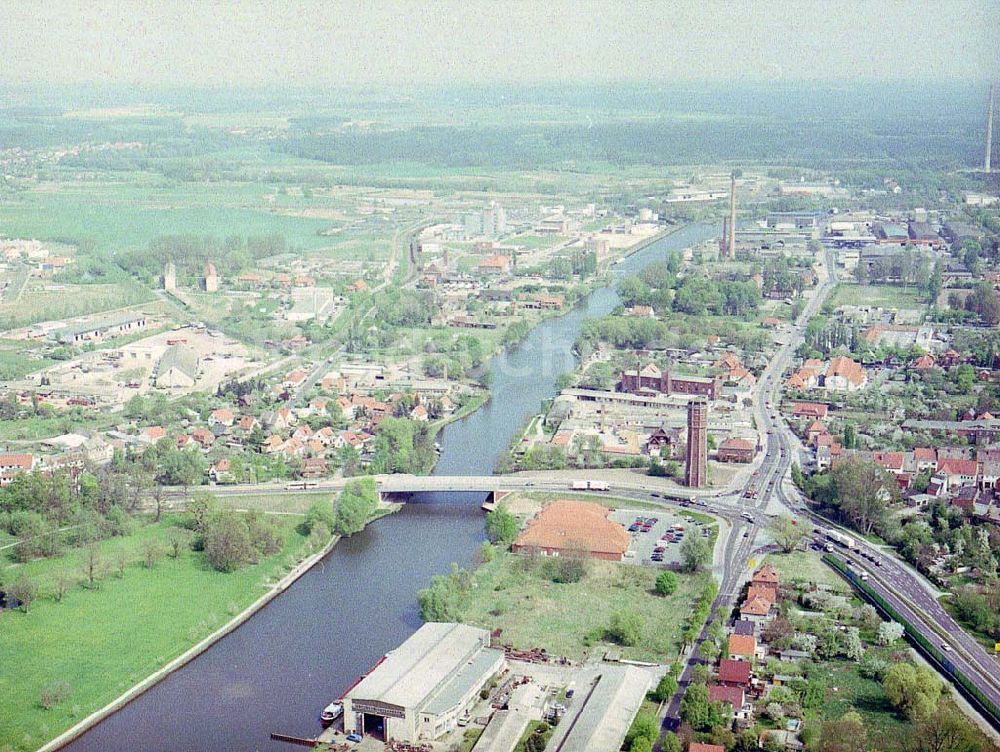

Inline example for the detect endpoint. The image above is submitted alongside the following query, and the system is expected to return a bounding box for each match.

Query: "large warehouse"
[342,622,505,742]
[512,499,630,561]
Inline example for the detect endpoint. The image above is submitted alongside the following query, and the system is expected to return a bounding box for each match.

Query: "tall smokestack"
[987,84,995,173]
[728,171,737,258]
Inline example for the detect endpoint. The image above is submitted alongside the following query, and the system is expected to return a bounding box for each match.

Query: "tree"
[883,662,943,720]
[608,610,644,646]
[168,527,192,558]
[300,500,335,536]
[186,491,217,534]
[652,673,678,702]
[844,626,864,661]
[903,702,982,752]
[624,712,658,750]
[141,539,162,569]
[876,620,905,645]
[7,575,37,613]
[660,733,682,752]
[655,570,678,595]
[334,479,378,536]
[52,569,72,602]
[770,516,809,553]
[485,503,518,545]
[820,710,868,752]
[680,683,710,730]
[203,511,256,572]
[828,456,898,535]
[680,534,712,572]
[81,543,102,587]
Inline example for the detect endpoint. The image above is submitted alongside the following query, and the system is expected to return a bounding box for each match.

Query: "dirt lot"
[34,325,265,406]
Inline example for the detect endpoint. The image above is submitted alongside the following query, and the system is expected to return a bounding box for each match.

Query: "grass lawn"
[829,283,928,311]
[0,515,310,752]
[216,491,332,515]
[0,412,111,442]
[764,551,851,594]
[0,280,155,330]
[454,550,710,663]
[0,340,57,380]
[817,660,909,743]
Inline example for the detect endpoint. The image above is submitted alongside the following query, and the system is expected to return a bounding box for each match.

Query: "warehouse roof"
[54,311,145,339]
[156,344,199,381]
[345,623,499,715]
[513,499,630,557]
[558,665,651,752]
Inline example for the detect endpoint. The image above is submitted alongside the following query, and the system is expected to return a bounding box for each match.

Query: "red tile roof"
[718,659,751,685]
[708,684,745,708]
[513,500,629,558]
[728,634,756,657]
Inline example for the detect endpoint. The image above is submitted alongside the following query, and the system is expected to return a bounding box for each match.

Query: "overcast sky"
[2,0,997,88]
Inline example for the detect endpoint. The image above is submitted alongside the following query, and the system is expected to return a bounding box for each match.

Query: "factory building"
[342,623,505,743]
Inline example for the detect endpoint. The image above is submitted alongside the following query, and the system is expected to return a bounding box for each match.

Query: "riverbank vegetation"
[0,513,313,752]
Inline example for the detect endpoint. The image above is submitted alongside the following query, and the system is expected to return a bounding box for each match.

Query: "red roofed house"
[717,437,755,463]
[873,451,905,476]
[512,500,630,561]
[913,447,937,473]
[191,428,215,449]
[825,356,866,392]
[728,633,757,659]
[690,744,726,752]
[708,684,745,711]
[936,458,979,492]
[0,453,36,486]
[142,425,166,442]
[282,370,307,389]
[209,408,235,427]
[806,420,827,445]
[478,254,512,275]
[718,658,752,687]
[792,402,828,419]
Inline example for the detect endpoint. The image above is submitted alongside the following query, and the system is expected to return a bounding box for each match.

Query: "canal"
[61,222,717,752]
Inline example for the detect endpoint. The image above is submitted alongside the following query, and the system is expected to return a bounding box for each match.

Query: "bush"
[485,503,518,545]
[607,610,643,646]
[39,680,72,710]
[654,570,678,595]
[300,500,335,537]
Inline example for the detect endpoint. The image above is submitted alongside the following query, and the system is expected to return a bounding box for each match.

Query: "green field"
[0,280,155,330]
[0,516,310,752]
[764,550,851,593]
[829,283,928,310]
[0,186,337,256]
[453,550,710,662]
[0,339,57,380]
[817,660,910,743]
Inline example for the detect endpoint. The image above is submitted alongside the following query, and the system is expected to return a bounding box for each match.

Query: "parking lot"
[610,508,715,568]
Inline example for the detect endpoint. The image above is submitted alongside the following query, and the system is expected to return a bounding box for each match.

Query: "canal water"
[61,222,716,752]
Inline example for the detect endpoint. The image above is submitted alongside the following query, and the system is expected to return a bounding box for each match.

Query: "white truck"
[570,480,609,492]
[827,529,857,551]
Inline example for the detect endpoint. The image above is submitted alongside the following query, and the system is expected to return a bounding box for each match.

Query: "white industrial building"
[343,622,505,743]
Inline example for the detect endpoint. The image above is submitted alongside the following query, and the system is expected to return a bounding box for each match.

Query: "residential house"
[717,438,755,463]
[825,356,866,392]
[719,659,752,687]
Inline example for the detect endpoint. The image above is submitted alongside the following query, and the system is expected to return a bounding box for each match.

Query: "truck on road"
[570,480,610,492]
